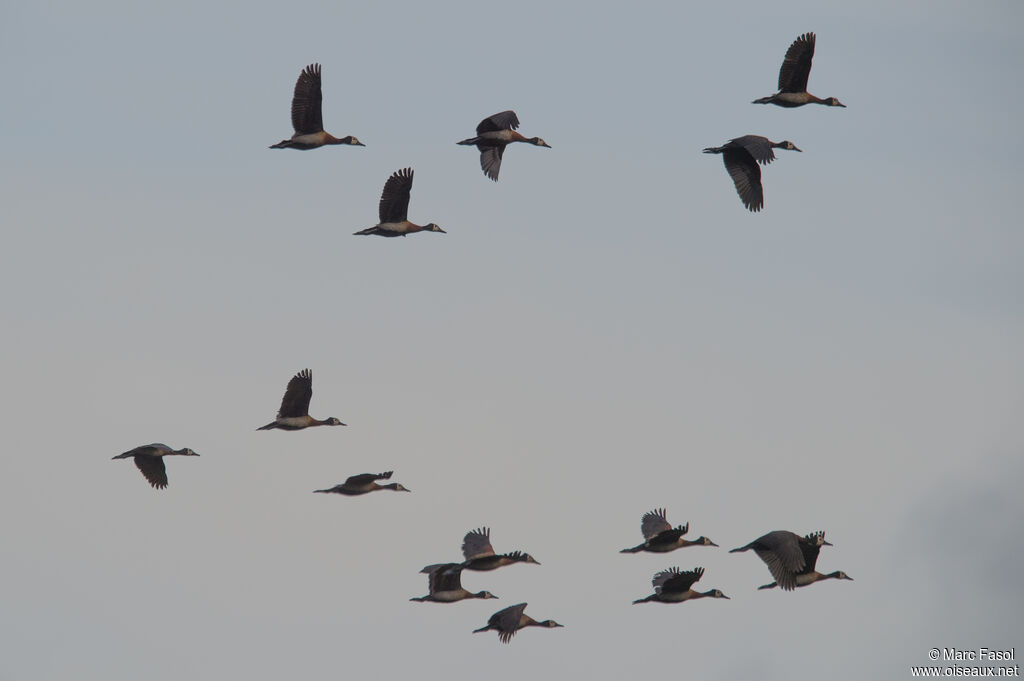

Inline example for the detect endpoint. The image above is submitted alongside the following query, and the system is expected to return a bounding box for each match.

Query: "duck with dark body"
[620,508,718,554]
[269,63,365,149]
[458,527,540,571]
[730,530,848,591]
[458,110,550,181]
[752,33,845,108]
[410,563,497,603]
[314,471,410,496]
[632,566,730,604]
[703,135,801,212]
[752,530,853,590]
[472,603,562,643]
[112,443,199,490]
[257,369,345,431]
[420,527,540,575]
[354,168,445,237]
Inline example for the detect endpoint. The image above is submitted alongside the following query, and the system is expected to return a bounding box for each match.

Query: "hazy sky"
[2,1,1022,679]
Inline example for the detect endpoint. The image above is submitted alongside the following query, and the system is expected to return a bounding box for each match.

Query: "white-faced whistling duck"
[353,168,445,237]
[457,111,550,181]
[730,530,836,591]
[410,563,498,603]
[752,33,845,108]
[620,508,718,554]
[703,135,801,212]
[112,443,198,490]
[460,527,540,571]
[632,566,730,604]
[256,368,345,431]
[421,527,539,574]
[473,603,562,643]
[313,471,410,495]
[756,531,852,590]
[269,63,365,150]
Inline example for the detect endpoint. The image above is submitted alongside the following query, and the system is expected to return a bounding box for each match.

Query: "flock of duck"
[112,31,851,644]
[115,368,854,642]
[271,31,840,219]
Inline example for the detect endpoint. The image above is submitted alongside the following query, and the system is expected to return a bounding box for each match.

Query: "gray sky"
[2,0,1022,679]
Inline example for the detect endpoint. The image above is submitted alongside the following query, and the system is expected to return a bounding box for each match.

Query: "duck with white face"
[472,603,563,643]
[313,471,411,496]
[620,508,719,554]
[353,168,446,237]
[269,63,366,150]
[458,110,551,181]
[703,135,802,212]
[257,369,346,431]
[410,563,497,603]
[752,33,846,108]
[455,527,541,572]
[112,443,199,489]
[731,530,844,591]
[632,566,731,604]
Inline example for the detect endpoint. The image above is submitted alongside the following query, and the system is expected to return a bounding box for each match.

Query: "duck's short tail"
[619,544,644,554]
[751,96,773,104]
[269,140,291,149]
[256,422,278,430]
[457,137,479,146]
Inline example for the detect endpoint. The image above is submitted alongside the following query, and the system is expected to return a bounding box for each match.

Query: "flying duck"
[459,527,540,571]
[112,443,198,490]
[270,63,365,149]
[632,566,730,604]
[755,531,853,590]
[703,135,801,212]
[314,471,410,495]
[353,168,445,237]
[752,33,845,108]
[457,111,550,181]
[257,369,345,431]
[473,603,562,643]
[410,563,497,603]
[730,530,836,591]
[620,508,718,553]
